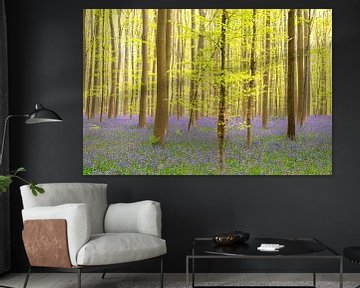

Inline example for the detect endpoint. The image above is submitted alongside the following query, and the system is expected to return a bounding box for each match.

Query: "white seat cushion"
[76,233,167,266]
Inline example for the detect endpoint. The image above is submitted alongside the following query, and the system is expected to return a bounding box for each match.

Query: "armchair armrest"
[104,200,162,237]
[22,203,91,266]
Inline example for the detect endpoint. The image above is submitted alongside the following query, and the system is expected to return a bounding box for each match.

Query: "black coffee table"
[186,237,343,288]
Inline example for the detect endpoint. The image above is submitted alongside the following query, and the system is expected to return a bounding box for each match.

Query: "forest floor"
[83,115,332,175]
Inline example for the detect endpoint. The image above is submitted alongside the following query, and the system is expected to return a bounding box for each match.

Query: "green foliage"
[30,182,45,196]
[0,175,12,192]
[0,167,43,196]
[15,167,26,173]
[148,135,161,146]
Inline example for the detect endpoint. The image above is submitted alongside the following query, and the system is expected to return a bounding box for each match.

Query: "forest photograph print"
[83,9,332,175]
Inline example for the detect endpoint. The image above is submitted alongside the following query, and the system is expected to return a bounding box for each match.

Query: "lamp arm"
[0,114,28,169]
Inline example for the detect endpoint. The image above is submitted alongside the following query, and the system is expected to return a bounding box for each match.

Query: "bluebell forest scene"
[83,9,332,175]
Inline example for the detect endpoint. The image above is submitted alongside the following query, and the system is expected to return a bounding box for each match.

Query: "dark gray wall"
[5,0,360,273]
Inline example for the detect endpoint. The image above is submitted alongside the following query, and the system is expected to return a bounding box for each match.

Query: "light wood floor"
[0,273,359,288]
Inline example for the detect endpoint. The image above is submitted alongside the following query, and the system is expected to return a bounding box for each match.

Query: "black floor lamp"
[0,103,63,167]
[0,103,62,288]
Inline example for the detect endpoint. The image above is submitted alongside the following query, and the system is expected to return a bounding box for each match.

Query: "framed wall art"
[83,9,332,175]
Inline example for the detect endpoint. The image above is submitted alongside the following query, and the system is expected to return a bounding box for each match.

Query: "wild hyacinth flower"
[83,115,332,175]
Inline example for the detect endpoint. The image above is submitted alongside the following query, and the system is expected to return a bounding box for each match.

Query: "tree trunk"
[165,9,172,130]
[114,10,122,118]
[107,10,117,119]
[188,9,197,129]
[218,9,227,174]
[90,10,102,119]
[302,9,311,124]
[85,10,96,119]
[154,9,169,145]
[296,9,305,125]
[138,9,148,128]
[246,9,256,147]
[151,53,156,117]
[262,10,270,129]
[129,12,136,120]
[287,9,296,140]
[99,10,106,123]
[122,14,130,116]
[83,10,88,116]
[175,10,182,120]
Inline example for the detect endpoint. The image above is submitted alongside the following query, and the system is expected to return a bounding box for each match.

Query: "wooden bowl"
[212,234,237,245]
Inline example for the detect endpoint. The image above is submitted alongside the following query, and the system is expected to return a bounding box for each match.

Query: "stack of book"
[257,243,285,252]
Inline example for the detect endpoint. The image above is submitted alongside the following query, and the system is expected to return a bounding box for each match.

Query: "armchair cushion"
[76,233,166,266]
[21,183,108,234]
[104,201,162,237]
[22,203,91,266]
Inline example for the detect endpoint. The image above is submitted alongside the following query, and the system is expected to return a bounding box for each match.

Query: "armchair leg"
[77,269,81,288]
[101,270,107,279]
[160,257,164,288]
[23,266,31,288]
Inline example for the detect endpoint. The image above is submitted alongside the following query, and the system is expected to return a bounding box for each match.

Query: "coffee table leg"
[313,255,316,287]
[339,257,343,288]
[192,257,195,288]
[186,257,189,288]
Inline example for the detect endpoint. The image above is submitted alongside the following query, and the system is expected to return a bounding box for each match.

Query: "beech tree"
[83,9,332,175]
[287,9,296,140]
[262,9,270,129]
[218,9,227,173]
[84,9,331,126]
[138,9,148,128]
[296,9,305,125]
[153,9,169,145]
[246,9,256,147]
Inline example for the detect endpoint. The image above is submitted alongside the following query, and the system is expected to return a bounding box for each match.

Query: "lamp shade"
[25,104,63,124]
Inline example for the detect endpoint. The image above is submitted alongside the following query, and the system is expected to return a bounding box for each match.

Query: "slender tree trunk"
[176,10,182,120]
[107,10,117,119]
[151,53,156,117]
[241,26,248,120]
[196,9,205,121]
[188,9,197,129]
[154,9,169,145]
[179,26,186,118]
[296,9,305,125]
[287,9,296,140]
[86,11,96,119]
[262,10,270,129]
[165,9,172,130]
[218,9,227,174]
[188,9,206,130]
[150,11,157,117]
[83,10,88,116]
[246,9,256,147]
[302,9,311,124]
[99,10,106,123]
[129,13,136,120]
[123,14,130,116]
[282,11,288,116]
[114,10,122,118]
[90,10,102,119]
[138,9,148,128]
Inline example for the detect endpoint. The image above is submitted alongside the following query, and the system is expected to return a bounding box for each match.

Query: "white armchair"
[20,183,166,288]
